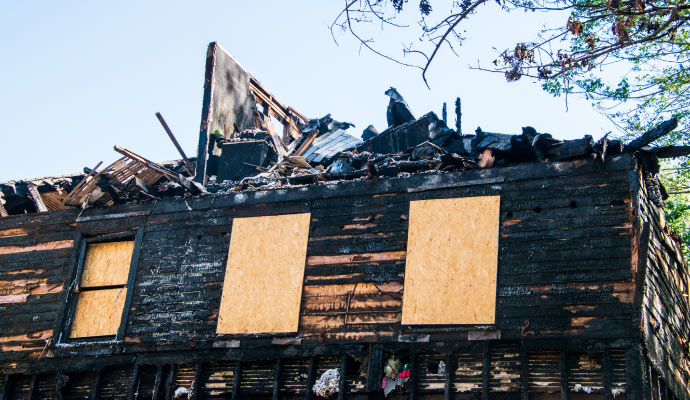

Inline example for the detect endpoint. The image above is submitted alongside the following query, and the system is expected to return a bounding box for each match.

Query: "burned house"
[1,42,689,399]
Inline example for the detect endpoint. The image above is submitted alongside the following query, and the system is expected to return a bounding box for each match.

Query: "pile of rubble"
[0,84,683,216]
[205,88,680,212]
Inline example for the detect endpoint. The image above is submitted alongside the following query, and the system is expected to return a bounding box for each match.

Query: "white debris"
[437,360,446,375]
[312,368,340,398]
[612,387,626,397]
[573,384,594,393]
[174,387,190,399]
[383,377,396,397]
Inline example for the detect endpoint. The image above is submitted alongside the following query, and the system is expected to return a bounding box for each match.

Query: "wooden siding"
[637,169,690,400]
[0,154,668,399]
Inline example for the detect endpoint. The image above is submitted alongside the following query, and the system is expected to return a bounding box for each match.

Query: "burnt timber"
[1,154,688,399]
[1,43,690,399]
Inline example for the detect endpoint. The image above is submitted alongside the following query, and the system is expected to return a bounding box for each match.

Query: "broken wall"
[0,153,665,399]
[195,42,256,184]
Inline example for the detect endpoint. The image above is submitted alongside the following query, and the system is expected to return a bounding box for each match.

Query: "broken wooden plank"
[155,112,194,175]
[26,184,47,213]
[113,146,203,195]
[545,136,593,161]
[63,160,105,206]
[647,145,690,159]
[626,118,678,151]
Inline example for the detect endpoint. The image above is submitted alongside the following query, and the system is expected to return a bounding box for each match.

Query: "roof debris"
[1,43,686,217]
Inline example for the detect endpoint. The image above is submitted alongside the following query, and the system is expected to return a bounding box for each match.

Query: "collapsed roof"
[0,42,685,217]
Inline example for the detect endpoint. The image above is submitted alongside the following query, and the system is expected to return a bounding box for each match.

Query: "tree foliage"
[333,0,690,257]
[661,161,690,257]
[332,0,689,137]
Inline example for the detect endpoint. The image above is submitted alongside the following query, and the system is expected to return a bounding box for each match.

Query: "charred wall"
[0,154,652,399]
[636,168,690,399]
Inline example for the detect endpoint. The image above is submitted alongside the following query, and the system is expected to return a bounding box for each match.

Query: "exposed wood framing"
[26,184,47,213]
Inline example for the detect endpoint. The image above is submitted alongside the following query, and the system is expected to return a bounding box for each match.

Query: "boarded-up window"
[217,213,311,334]
[401,196,500,325]
[70,241,133,338]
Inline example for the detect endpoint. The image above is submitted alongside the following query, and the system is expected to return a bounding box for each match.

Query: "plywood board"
[401,196,500,325]
[217,213,311,334]
[80,241,134,288]
[69,288,127,338]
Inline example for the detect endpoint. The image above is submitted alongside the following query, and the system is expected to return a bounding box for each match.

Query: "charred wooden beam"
[482,346,490,400]
[626,346,648,400]
[191,363,202,400]
[55,373,68,400]
[152,365,164,400]
[603,350,612,400]
[0,375,11,400]
[273,359,282,400]
[90,370,102,400]
[560,351,568,400]
[520,343,528,400]
[545,136,593,161]
[455,97,461,134]
[231,361,241,400]
[626,117,678,152]
[647,145,690,159]
[305,357,316,400]
[26,183,47,213]
[155,112,194,175]
[63,160,104,206]
[28,374,38,400]
[608,139,624,154]
[366,345,384,392]
[338,355,347,400]
[117,227,145,340]
[128,363,141,400]
[409,350,418,400]
[165,365,177,400]
[444,353,456,400]
[113,146,203,195]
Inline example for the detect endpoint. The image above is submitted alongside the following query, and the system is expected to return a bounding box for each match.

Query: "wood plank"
[80,241,134,288]
[0,240,73,256]
[402,196,499,325]
[26,184,48,213]
[217,213,310,334]
[69,288,127,338]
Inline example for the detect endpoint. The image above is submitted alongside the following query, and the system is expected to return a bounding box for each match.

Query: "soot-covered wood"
[636,167,690,400]
[0,154,668,399]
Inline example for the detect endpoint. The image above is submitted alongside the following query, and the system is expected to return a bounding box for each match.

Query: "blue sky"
[0,1,616,182]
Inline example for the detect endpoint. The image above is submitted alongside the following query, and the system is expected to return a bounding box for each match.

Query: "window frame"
[55,228,144,344]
